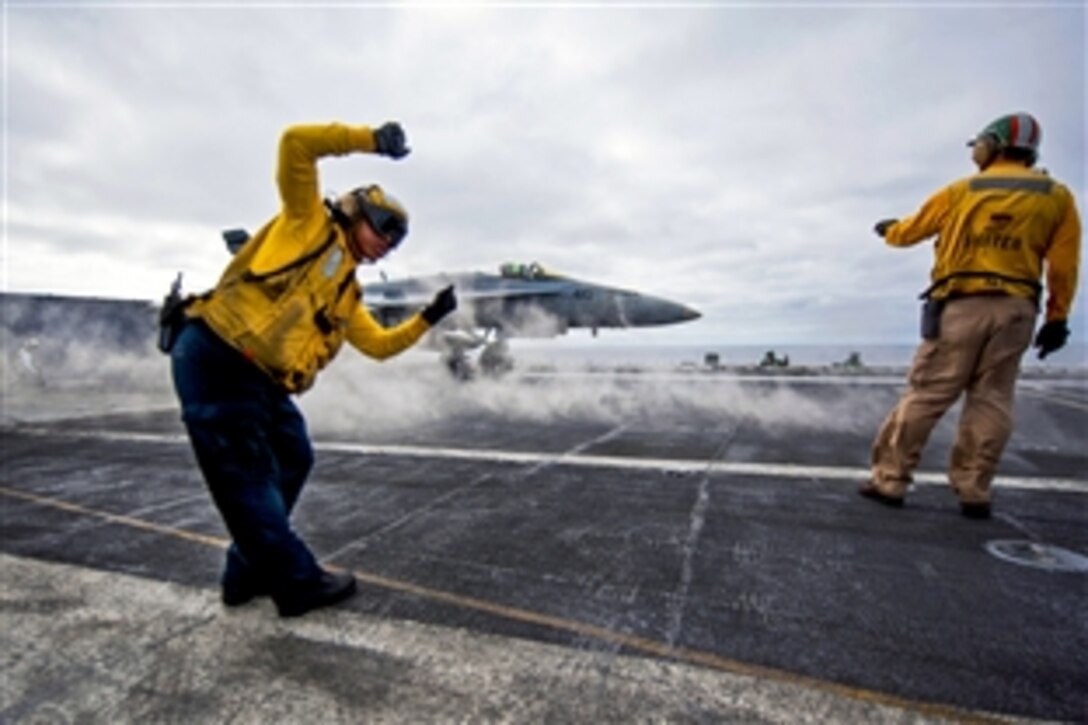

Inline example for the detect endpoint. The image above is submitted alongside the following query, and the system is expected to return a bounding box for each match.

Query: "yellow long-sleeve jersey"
[189,123,429,393]
[885,160,1081,322]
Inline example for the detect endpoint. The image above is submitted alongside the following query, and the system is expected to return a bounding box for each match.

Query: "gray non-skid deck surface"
[2,373,1086,722]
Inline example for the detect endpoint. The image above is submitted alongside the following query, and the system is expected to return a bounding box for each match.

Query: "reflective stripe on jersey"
[969,177,1053,194]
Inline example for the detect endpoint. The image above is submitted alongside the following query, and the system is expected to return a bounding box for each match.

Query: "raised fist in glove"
[1034,319,1069,360]
[874,219,898,238]
[373,122,410,159]
[421,285,457,325]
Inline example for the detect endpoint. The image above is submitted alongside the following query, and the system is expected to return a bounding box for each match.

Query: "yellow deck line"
[1,484,1007,724]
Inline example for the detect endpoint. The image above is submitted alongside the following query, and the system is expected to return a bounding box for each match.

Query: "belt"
[945,290,1012,300]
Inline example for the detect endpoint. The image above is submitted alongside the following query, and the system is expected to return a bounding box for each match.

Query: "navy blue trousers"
[170,320,322,595]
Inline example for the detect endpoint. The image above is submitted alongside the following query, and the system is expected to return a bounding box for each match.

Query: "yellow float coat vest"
[885,161,1080,322]
[187,123,430,393]
[190,219,364,393]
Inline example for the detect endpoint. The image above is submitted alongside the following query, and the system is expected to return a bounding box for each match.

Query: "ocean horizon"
[506,340,1088,372]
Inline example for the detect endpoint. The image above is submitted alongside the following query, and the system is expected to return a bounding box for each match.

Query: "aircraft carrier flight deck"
[2,357,1086,723]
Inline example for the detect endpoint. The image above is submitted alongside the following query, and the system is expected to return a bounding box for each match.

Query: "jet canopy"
[499,262,560,281]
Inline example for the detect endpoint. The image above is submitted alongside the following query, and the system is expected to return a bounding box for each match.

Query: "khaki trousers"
[870,295,1036,504]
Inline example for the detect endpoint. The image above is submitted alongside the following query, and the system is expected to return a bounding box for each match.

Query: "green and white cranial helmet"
[969,112,1042,156]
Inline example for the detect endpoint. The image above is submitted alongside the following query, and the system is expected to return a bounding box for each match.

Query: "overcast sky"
[3,1,1085,347]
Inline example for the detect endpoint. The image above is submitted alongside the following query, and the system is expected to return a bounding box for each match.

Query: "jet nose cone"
[677,303,701,322]
[625,294,701,326]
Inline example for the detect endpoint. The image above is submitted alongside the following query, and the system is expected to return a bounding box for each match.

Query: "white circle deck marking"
[984,540,1088,573]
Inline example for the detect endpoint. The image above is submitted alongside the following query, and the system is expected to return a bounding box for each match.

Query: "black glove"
[1034,319,1069,359]
[373,122,410,159]
[421,285,457,325]
[874,219,898,238]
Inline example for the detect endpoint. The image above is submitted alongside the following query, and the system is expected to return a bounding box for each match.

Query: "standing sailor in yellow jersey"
[170,122,457,617]
[860,112,1081,520]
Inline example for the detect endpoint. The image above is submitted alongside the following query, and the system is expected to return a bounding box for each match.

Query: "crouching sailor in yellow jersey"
[860,112,1081,521]
[170,121,457,617]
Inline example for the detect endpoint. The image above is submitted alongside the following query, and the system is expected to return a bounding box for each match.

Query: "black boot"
[274,571,357,618]
[222,578,269,607]
[221,549,269,607]
[960,502,992,520]
[858,481,905,508]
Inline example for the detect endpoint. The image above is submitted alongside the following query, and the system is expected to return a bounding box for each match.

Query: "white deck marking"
[666,475,710,648]
[319,441,1088,493]
[18,427,1088,494]
[1019,385,1088,412]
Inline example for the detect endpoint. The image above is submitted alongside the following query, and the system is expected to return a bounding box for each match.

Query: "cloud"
[4,4,1084,345]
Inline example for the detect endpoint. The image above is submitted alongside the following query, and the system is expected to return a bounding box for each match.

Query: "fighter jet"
[219,231,700,377]
[363,261,701,376]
